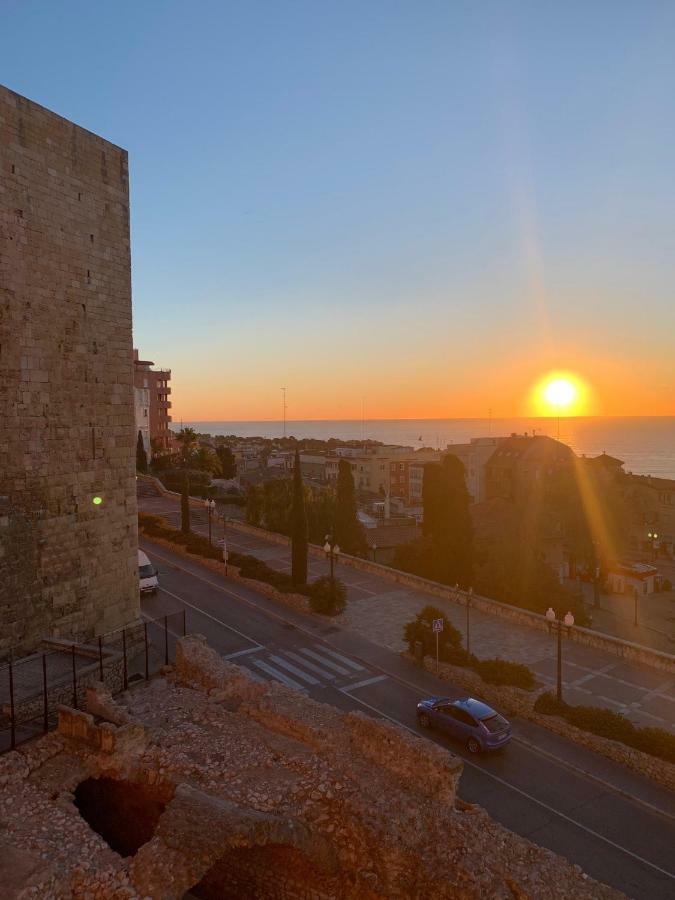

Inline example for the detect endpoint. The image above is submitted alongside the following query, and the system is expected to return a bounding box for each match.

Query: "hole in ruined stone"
[74,777,174,858]
[187,844,346,900]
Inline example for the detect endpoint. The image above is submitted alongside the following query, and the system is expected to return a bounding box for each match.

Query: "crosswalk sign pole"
[436,631,439,674]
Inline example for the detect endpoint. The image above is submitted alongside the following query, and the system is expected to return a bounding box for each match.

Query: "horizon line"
[173,414,675,425]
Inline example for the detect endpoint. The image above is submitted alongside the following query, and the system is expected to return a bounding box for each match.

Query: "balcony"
[157,400,172,410]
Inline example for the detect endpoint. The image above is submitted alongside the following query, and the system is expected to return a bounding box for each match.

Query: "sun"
[531,371,587,416]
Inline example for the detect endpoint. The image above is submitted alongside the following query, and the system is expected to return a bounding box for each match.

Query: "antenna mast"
[281,387,287,438]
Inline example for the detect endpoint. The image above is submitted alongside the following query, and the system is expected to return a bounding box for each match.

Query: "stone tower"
[0,85,139,659]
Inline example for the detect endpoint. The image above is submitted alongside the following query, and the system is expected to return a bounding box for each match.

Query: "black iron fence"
[0,611,186,755]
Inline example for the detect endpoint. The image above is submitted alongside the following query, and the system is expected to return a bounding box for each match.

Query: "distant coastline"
[178,416,675,480]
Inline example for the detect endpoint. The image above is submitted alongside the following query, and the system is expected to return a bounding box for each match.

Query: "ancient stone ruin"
[0,635,621,899]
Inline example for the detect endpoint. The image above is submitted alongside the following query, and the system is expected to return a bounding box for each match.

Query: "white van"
[138,549,159,596]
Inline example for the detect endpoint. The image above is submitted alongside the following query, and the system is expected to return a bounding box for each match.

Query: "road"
[138,486,675,735]
[141,537,675,900]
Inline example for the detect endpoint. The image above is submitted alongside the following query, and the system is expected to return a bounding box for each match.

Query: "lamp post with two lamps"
[204,498,216,545]
[545,607,575,703]
[323,536,340,605]
[648,529,659,562]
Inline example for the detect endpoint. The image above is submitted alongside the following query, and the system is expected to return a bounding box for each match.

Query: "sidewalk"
[138,490,675,735]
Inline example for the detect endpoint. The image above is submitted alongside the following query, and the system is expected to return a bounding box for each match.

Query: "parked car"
[416,696,511,754]
[138,549,159,596]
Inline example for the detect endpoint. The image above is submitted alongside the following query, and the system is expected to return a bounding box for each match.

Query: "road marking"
[157,586,263,650]
[342,675,387,692]
[141,542,675,827]
[223,647,264,660]
[298,648,352,675]
[269,655,320,685]
[339,689,675,882]
[314,645,365,671]
[252,659,306,692]
[283,651,335,680]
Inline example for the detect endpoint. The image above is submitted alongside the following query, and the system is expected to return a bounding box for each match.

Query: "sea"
[182,417,675,480]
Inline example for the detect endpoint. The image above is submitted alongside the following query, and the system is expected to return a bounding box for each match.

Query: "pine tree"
[136,430,148,474]
[291,449,308,585]
[181,473,190,534]
[334,459,366,555]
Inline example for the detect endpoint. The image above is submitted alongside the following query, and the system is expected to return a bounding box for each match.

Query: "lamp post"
[372,543,378,564]
[648,530,659,562]
[222,540,229,576]
[204,498,216,545]
[545,608,575,703]
[323,536,340,605]
[633,584,639,627]
[465,586,473,656]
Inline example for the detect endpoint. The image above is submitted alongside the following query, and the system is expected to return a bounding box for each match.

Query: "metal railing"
[0,611,186,755]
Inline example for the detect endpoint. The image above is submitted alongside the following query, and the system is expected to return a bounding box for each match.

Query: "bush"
[472,658,535,690]
[662,577,672,591]
[404,606,463,659]
[534,692,675,763]
[309,576,347,616]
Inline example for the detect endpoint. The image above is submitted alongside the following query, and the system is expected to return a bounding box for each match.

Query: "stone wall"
[0,85,139,659]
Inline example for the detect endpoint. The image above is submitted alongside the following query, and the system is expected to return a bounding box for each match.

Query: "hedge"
[534,692,675,764]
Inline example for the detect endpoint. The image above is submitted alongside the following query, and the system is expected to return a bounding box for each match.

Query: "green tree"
[181,473,190,534]
[136,430,148,474]
[403,605,462,659]
[334,459,367,555]
[215,445,237,478]
[291,450,308,585]
[193,445,222,475]
[261,479,294,534]
[175,427,199,467]
[246,484,263,526]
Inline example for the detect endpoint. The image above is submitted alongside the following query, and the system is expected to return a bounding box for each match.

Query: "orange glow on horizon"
[529,371,590,417]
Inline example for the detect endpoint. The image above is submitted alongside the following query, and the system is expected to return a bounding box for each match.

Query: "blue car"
[416,696,511,754]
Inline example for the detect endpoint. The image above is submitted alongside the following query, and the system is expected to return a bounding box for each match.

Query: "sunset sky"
[3,1,674,421]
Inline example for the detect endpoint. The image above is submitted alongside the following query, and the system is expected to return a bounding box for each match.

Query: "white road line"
[223,647,264,660]
[339,689,675,882]
[269,655,320,685]
[283,651,336,680]
[314,645,365,672]
[252,659,306,692]
[298,648,351,675]
[157,586,263,649]
[342,675,388,692]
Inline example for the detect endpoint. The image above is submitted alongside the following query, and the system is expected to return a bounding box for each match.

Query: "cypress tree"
[334,459,366,555]
[421,454,473,586]
[136,430,148,473]
[291,449,308,585]
[181,473,191,534]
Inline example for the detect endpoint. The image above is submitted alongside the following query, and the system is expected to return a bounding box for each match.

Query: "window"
[450,707,477,727]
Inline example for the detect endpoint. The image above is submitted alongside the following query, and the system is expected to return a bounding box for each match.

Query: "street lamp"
[648,530,659,561]
[372,543,378,564]
[222,540,229,576]
[324,536,340,604]
[465,586,473,656]
[204,498,216,545]
[545,608,575,703]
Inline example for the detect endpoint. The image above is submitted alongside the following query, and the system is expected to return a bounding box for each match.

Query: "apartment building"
[133,350,172,455]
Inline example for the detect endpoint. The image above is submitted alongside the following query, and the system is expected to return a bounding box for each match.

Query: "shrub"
[309,576,347,616]
[533,692,675,764]
[662,577,672,591]
[404,606,462,658]
[472,658,535,690]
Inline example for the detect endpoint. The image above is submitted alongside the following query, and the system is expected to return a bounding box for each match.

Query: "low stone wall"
[223,518,675,675]
[407,652,675,793]
[139,531,312,616]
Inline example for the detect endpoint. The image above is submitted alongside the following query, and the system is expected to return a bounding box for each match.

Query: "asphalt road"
[141,539,675,900]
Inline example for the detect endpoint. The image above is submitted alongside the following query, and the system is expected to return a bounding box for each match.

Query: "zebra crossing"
[225,642,387,694]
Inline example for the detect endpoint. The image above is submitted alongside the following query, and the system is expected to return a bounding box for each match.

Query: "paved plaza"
[139,491,675,734]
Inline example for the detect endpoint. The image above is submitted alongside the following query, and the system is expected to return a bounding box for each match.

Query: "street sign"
[432,618,444,633]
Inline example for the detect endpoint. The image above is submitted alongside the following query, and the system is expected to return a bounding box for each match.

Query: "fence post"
[122,628,128,692]
[144,621,149,680]
[8,655,16,750]
[42,654,48,733]
[164,615,169,666]
[182,608,186,637]
[98,635,104,682]
[71,645,77,709]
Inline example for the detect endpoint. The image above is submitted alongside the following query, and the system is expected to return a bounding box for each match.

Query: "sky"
[2,1,674,421]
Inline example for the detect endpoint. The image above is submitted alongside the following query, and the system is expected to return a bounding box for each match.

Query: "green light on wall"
[92,496,103,506]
